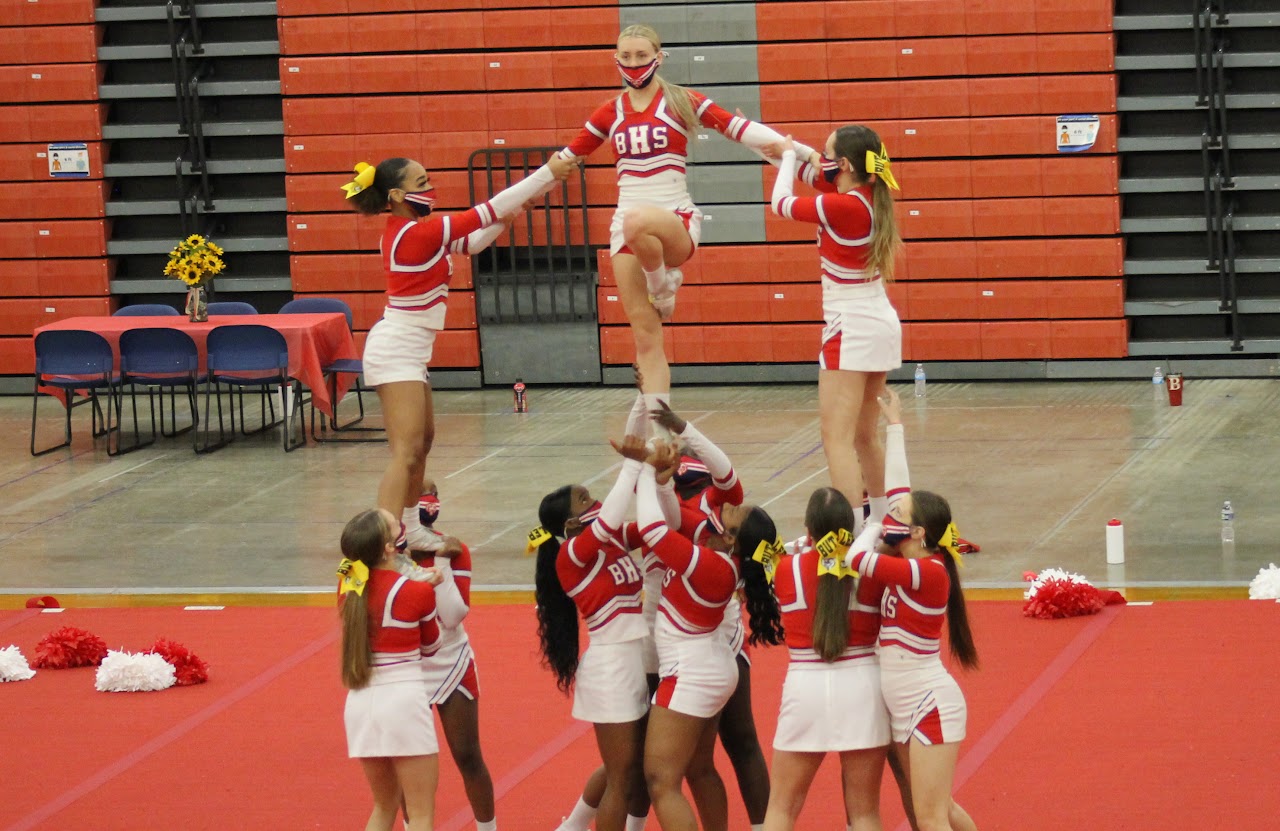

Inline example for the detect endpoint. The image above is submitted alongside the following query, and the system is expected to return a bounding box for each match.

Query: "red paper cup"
[1167,373,1184,406]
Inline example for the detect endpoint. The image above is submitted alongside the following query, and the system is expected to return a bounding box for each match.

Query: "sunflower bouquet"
[165,234,225,321]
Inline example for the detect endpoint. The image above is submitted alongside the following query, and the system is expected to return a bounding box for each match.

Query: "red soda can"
[513,379,527,413]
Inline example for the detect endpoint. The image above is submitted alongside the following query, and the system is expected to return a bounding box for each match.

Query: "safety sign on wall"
[1056,116,1100,153]
[47,142,90,178]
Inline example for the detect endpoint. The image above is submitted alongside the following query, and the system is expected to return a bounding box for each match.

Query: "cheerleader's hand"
[653,442,681,485]
[421,566,444,586]
[650,401,687,435]
[547,153,580,180]
[610,434,649,463]
[879,387,903,425]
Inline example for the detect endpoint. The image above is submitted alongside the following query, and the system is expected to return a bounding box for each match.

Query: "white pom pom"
[1025,567,1093,600]
[1248,563,1280,600]
[0,645,36,682]
[94,650,176,692]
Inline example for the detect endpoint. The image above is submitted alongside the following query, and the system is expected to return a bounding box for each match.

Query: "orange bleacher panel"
[975,239,1049,278]
[977,280,1048,320]
[905,321,981,360]
[600,325,674,366]
[485,130,560,153]
[422,131,489,170]
[1041,155,1118,196]
[416,10,485,52]
[898,78,970,119]
[829,80,900,121]
[286,174,350,214]
[972,197,1045,237]
[755,1,827,42]
[596,249,613,285]
[14,0,96,25]
[431,329,480,368]
[1035,0,1114,34]
[281,57,353,96]
[550,49,617,92]
[896,199,975,240]
[1036,33,1114,73]
[895,37,968,78]
[421,93,489,133]
[965,0,1036,35]
[895,0,966,38]
[689,285,771,325]
[1045,237,1122,277]
[966,34,1038,75]
[906,281,978,321]
[969,76,1039,118]
[767,283,821,323]
[893,118,970,158]
[695,325,775,364]
[596,287,626,325]
[0,181,105,220]
[826,0,895,40]
[970,157,1041,199]
[1042,196,1119,236]
[0,259,39,296]
[0,296,111,336]
[2,23,99,65]
[1046,279,1124,319]
[0,141,103,181]
[1050,319,1126,358]
[282,98,351,136]
[13,63,102,102]
[899,240,979,281]
[826,41,898,82]
[480,0,551,9]
[552,6,619,48]
[0,28,22,66]
[277,16,351,56]
[290,253,384,293]
[451,254,473,289]
[349,55,417,95]
[9,219,110,258]
[487,91,554,132]
[895,159,972,200]
[485,52,554,91]
[505,206,611,248]
[275,0,349,15]
[761,42,833,83]
[43,257,112,297]
[288,213,361,252]
[764,210,825,244]
[980,320,1050,359]
[970,114,1117,157]
[482,8,551,49]
[697,246,771,285]
[286,134,359,174]
[347,14,418,53]
[885,282,908,319]
[0,336,34,374]
[770,243,822,283]
[443,290,476,328]
[1040,74,1116,114]
[760,83,831,123]
[294,290,380,329]
[772,322,823,363]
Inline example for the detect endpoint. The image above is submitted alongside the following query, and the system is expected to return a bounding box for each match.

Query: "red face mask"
[404,187,436,217]
[616,57,659,89]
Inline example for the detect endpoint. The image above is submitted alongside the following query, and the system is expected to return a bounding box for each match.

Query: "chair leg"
[30,376,73,457]
[195,379,230,454]
[283,379,306,452]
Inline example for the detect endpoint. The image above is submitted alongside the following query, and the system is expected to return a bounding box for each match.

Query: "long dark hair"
[806,488,856,663]
[832,124,902,281]
[534,486,580,692]
[733,507,785,647]
[911,490,978,670]
[348,157,412,216]
[339,509,391,690]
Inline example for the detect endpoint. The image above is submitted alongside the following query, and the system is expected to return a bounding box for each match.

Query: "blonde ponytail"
[868,177,901,282]
[337,508,392,690]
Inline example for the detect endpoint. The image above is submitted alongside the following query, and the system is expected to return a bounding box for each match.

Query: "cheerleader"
[408,484,498,831]
[768,128,904,530]
[843,389,980,831]
[765,488,889,831]
[532,441,651,831]
[618,438,783,831]
[338,508,444,831]
[343,153,575,550]
[556,24,813,428]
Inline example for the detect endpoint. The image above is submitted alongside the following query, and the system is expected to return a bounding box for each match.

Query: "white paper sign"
[1056,115,1100,153]
[48,142,89,178]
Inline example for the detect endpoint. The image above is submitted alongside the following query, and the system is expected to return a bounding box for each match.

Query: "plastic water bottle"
[1220,501,1235,543]
[914,363,926,398]
[1152,366,1164,386]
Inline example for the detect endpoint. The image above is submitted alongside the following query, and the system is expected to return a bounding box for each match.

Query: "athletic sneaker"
[648,267,683,321]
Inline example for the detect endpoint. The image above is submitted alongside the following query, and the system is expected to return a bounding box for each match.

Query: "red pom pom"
[32,626,108,669]
[147,638,209,685]
[1023,578,1132,619]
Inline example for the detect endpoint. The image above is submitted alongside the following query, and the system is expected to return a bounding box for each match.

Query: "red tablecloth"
[33,314,358,418]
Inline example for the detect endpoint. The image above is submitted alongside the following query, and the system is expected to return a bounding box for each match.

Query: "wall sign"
[48,142,90,177]
[1056,116,1100,153]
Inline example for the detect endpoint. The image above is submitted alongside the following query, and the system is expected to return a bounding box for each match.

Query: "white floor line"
[469,521,524,553]
[759,465,830,509]
[97,453,171,483]
[444,448,504,479]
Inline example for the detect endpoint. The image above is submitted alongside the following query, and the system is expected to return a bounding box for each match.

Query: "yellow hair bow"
[340,162,376,199]
[815,529,858,579]
[937,522,963,568]
[525,526,554,555]
[865,144,900,192]
[751,536,785,584]
[337,558,370,596]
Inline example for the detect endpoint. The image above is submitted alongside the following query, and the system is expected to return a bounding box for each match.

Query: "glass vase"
[186,285,208,322]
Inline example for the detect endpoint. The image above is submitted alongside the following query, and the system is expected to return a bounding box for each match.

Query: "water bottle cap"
[1107,518,1122,526]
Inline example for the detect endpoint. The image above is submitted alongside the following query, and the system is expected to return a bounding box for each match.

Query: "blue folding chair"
[279,297,381,442]
[197,324,304,453]
[206,301,258,316]
[115,328,203,455]
[114,304,181,317]
[30,330,118,456]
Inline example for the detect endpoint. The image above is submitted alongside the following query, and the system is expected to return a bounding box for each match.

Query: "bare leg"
[595,720,646,831]
[717,655,769,824]
[854,373,888,499]
[359,758,401,831]
[436,692,495,825]
[375,381,429,517]
[905,740,963,831]
[613,253,670,395]
[645,706,718,831]
[818,369,870,507]
[761,750,823,831]
[840,747,888,831]
[684,714,729,831]
[888,744,919,831]
[392,754,439,831]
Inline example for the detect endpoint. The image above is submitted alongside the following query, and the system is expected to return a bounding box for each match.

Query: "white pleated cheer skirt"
[572,638,650,724]
[819,282,902,373]
[362,309,438,386]
[879,650,967,745]
[344,664,438,758]
[774,659,891,752]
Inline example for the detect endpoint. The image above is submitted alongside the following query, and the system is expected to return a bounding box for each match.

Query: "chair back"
[114,304,180,317]
[120,328,199,376]
[207,325,288,373]
[34,330,115,377]
[279,297,355,331]
[207,301,258,316]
